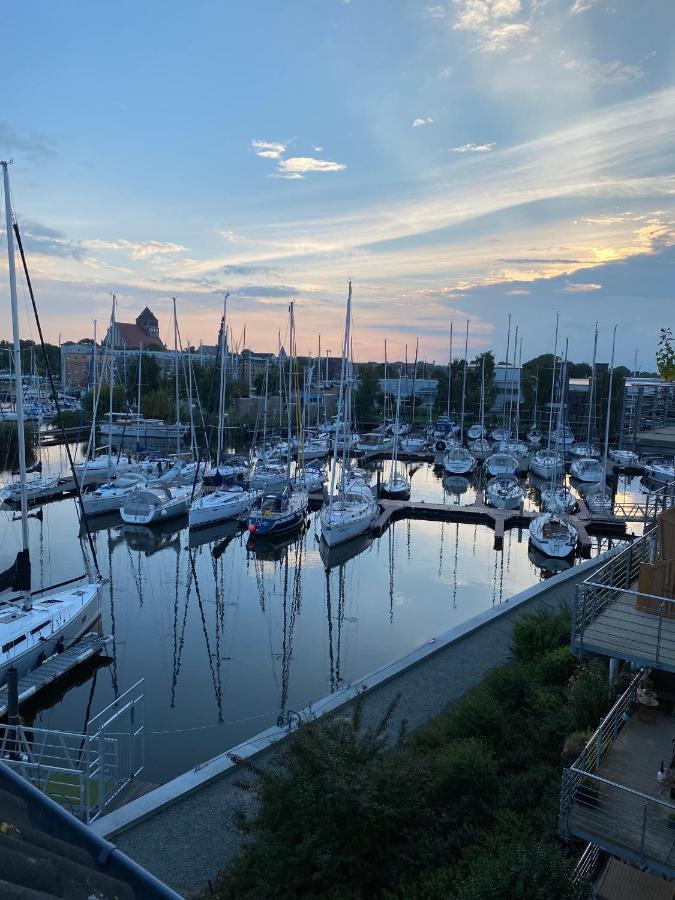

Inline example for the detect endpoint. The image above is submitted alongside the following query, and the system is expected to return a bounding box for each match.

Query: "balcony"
[572,506,675,672]
[560,669,675,877]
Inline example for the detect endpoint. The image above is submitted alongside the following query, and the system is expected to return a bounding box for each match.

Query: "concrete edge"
[90,550,611,839]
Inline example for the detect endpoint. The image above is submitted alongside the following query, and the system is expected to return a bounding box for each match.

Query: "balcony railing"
[560,669,675,876]
[571,527,673,667]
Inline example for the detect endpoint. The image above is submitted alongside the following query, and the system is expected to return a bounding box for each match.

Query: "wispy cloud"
[453,0,531,53]
[0,122,56,159]
[412,117,434,127]
[450,142,495,153]
[251,139,287,159]
[570,0,600,13]
[274,156,347,179]
[562,55,644,85]
[507,288,531,295]
[83,238,186,259]
[561,281,602,292]
[424,5,446,17]
[11,219,85,260]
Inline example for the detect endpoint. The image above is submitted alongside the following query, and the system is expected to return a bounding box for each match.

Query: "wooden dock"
[0,634,111,718]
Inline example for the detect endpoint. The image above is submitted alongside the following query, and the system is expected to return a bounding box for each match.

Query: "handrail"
[583,583,675,605]
[567,767,675,809]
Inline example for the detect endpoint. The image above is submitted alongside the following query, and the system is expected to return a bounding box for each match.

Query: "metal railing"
[611,477,675,524]
[0,679,143,822]
[571,842,601,884]
[560,670,675,876]
[572,528,661,650]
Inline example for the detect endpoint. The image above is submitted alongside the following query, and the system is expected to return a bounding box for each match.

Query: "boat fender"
[435,440,446,452]
[248,523,256,533]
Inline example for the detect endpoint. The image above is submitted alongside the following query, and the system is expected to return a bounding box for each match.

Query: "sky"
[1,0,674,368]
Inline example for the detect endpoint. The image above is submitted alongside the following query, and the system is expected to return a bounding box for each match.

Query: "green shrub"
[568,661,610,731]
[511,605,571,663]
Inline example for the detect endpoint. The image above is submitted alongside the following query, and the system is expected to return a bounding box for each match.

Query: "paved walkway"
[101,557,607,896]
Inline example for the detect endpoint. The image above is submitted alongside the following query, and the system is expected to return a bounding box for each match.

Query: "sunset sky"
[1,0,674,368]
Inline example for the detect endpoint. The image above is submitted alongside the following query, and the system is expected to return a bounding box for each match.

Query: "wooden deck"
[567,715,675,875]
[576,593,675,671]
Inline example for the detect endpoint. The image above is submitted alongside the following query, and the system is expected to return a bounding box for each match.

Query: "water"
[0,446,622,784]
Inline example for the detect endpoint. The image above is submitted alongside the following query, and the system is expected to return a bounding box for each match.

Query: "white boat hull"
[189,489,259,528]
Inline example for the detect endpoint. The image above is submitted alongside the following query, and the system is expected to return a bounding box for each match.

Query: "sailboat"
[380,376,411,498]
[571,325,601,477]
[469,355,491,461]
[292,361,327,493]
[443,320,475,475]
[190,296,261,528]
[122,299,203,523]
[247,301,308,539]
[486,474,525,510]
[530,315,565,481]
[321,283,379,547]
[588,326,618,515]
[530,341,579,555]
[0,160,100,684]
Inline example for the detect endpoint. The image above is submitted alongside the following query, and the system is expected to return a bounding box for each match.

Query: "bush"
[0,421,35,468]
[51,409,85,430]
[449,838,588,900]
[511,605,571,663]
[567,661,610,731]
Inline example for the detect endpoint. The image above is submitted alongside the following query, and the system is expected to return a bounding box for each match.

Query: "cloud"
[453,0,531,53]
[221,264,275,276]
[251,139,287,159]
[313,145,323,152]
[12,219,85,260]
[561,281,602,292]
[0,123,56,159]
[215,229,242,242]
[439,66,454,78]
[83,238,186,259]
[424,5,446,17]
[412,117,435,127]
[450,142,495,153]
[562,56,644,85]
[275,156,347,179]
[506,289,531,295]
[570,0,599,12]
[234,284,296,298]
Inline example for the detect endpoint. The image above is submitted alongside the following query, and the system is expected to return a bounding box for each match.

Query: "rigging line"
[13,221,100,576]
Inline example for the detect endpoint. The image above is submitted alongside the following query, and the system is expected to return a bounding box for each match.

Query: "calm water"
[0,446,632,784]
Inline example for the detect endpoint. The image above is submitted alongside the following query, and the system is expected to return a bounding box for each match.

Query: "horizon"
[1,1,673,370]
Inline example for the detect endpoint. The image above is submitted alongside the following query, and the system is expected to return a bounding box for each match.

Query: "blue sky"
[1,0,674,367]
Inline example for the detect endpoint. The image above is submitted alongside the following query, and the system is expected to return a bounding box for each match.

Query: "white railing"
[0,679,143,822]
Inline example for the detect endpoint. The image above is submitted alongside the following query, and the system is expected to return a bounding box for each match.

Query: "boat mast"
[392,374,402,477]
[546,313,559,450]
[216,292,229,470]
[328,281,352,515]
[2,160,30,608]
[384,340,388,426]
[286,301,295,483]
[262,357,269,455]
[601,325,617,499]
[447,323,453,419]
[587,322,598,448]
[506,324,518,441]
[136,343,142,452]
[479,353,485,439]
[173,298,180,459]
[107,294,116,470]
[502,314,511,439]
[459,319,469,443]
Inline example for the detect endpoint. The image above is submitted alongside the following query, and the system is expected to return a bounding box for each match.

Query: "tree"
[124,352,163,399]
[354,364,382,417]
[657,327,675,382]
[82,384,127,417]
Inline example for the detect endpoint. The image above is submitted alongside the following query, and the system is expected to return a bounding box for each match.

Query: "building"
[491,365,522,413]
[378,377,438,404]
[560,502,675,888]
[619,377,675,448]
[106,307,165,351]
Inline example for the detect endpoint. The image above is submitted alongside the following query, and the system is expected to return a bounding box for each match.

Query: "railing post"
[656,605,664,668]
[640,802,648,859]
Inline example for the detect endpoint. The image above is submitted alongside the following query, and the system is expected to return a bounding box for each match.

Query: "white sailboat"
[528,512,578,559]
[530,314,565,481]
[381,376,411,498]
[0,161,100,684]
[190,295,260,528]
[444,320,475,475]
[247,301,308,539]
[486,474,524,510]
[470,356,491,462]
[321,283,379,547]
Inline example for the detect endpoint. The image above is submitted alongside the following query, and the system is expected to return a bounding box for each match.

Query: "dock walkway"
[0,634,110,718]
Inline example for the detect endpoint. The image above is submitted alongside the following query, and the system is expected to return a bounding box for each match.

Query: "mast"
[173,298,180,459]
[3,160,30,608]
[479,354,486,439]
[384,340,388,426]
[91,319,97,458]
[262,357,269,455]
[392,374,402,477]
[502,314,511,438]
[532,367,538,431]
[286,301,295,482]
[107,294,116,469]
[328,281,352,515]
[411,337,419,428]
[447,323,453,418]
[506,324,518,441]
[587,322,598,448]
[601,325,617,499]
[216,293,229,470]
[546,313,559,450]
[459,320,469,443]
[136,343,142,452]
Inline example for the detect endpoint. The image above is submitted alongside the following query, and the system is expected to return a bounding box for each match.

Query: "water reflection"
[1,448,621,784]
